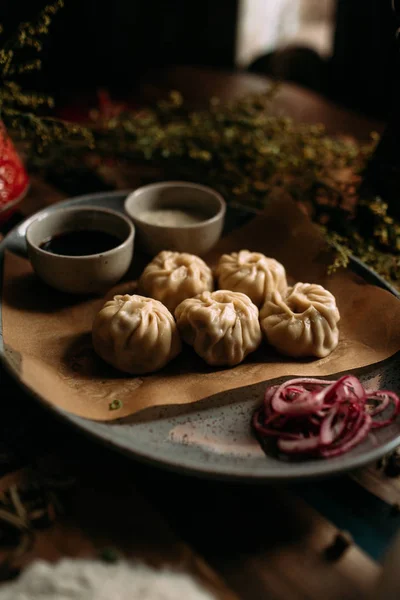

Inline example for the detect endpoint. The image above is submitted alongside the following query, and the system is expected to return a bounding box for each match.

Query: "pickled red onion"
[252,375,400,458]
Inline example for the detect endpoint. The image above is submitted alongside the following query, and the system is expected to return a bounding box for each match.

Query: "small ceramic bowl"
[124,181,226,256]
[26,206,135,294]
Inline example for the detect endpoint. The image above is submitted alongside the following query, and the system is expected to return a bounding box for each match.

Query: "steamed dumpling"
[215,250,287,307]
[175,290,262,367]
[138,251,214,313]
[92,294,181,374]
[260,282,340,358]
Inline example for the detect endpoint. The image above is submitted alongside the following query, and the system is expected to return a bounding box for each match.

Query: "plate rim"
[1,189,400,483]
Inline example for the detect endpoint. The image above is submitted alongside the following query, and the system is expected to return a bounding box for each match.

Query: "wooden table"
[0,66,398,600]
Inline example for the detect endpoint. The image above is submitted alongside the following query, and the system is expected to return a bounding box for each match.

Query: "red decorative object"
[0,123,29,225]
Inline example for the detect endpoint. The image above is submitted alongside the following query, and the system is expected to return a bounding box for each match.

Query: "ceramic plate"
[1,191,400,482]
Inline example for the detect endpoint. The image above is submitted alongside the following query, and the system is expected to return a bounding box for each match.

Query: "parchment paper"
[3,195,400,421]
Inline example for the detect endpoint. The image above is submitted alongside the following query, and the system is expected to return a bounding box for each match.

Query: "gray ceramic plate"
[1,191,400,482]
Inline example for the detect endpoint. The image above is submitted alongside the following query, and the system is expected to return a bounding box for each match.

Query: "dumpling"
[215,250,287,307]
[175,290,262,367]
[260,282,340,358]
[138,251,214,313]
[92,294,181,374]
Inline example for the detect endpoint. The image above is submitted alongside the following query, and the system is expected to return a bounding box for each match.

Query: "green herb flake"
[108,399,123,411]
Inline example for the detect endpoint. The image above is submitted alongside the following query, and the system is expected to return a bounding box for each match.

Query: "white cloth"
[0,559,217,600]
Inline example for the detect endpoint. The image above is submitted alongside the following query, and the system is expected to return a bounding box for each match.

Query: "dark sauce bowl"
[26,206,135,294]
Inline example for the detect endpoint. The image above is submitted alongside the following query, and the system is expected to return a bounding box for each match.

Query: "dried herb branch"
[0,0,94,155]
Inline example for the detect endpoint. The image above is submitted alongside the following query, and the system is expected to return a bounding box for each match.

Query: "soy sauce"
[40,230,122,256]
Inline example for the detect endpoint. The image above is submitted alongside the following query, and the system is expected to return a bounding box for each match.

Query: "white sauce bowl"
[124,181,226,256]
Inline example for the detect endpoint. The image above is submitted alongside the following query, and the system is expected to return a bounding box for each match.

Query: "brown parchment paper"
[3,194,400,421]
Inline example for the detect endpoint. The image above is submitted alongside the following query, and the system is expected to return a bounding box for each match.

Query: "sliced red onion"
[369,390,400,429]
[319,406,341,446]
[319,413,372,458]
[271,378,333,415]
[366,392,390,416]
[252,375,400,460]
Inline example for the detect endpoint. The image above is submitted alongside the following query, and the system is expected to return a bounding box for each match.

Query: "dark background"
[0,0,239,98]
[0,0,399,119]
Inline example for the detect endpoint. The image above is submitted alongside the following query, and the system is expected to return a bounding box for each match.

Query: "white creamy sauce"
[139,207,207,227]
